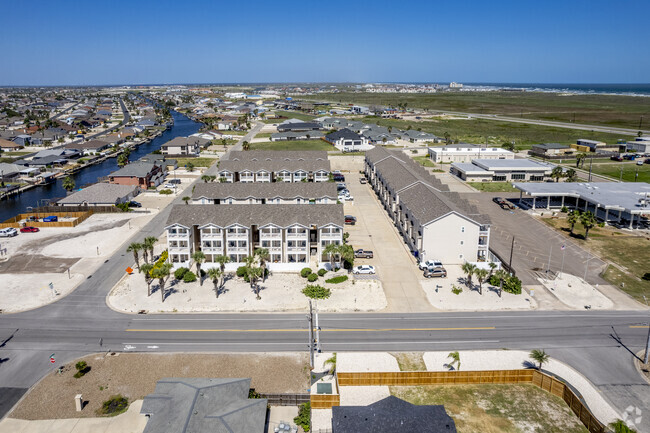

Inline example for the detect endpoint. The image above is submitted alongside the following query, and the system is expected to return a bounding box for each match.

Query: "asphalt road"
[0,121,648,429]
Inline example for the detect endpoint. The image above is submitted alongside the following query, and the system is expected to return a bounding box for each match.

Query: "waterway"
[0,110,201,221]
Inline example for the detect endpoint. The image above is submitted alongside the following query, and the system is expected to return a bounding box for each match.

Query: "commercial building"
[514,182,650,229]
[571,139,618,153]
[626,136,650,154]
[191,182,338,204]
[450,159,554,182]
[428,146,514,163]
[530,143,573,157]
[365,147,492,264]
[217,151,331,183]
[165,203,344,270]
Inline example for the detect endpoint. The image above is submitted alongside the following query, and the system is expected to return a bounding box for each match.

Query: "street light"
[583,256,595,282]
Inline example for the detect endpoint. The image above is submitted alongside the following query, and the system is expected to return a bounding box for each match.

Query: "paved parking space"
[463,192,607,286]
[342,171,434,313]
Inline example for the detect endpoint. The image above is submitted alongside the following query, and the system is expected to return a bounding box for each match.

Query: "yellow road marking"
[126,327,495,333]
[630,325,649,328]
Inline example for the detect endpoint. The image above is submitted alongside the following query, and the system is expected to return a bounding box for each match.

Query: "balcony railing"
[167,232,189,238]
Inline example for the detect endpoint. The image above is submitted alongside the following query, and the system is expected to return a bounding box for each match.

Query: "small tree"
[529,349,549,370]
[255,248,270,283]
[62,175,75,192]
[494,269,509,298]
[551,166,564,182]
[182,196,191,205]
[242,140,250,151]
[447,351,461,370]
[207,267,223,298]
[324,353,337,375]
[186,162,195,172]
[488,262,497,278]
[567,210,581,235]
[140,263,154,296]
[117,153,128,167]
[143,236,157,264]
[461,262,476,289]
[474,268,489,295]
[126,242,143,270]
[609,419,638,433]
[152,262,172,302]
[580,211,597,240]
[565,168,578,182]
[191,251,206,285]
[201,175,211,183]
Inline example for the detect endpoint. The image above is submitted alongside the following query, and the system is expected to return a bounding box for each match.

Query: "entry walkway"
[344,171,434,313]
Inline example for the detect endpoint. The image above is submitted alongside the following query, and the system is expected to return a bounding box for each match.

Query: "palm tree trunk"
[160,280,165,303]
[133,253,139,270]
[214,280,219,298]
[197,265,202,286]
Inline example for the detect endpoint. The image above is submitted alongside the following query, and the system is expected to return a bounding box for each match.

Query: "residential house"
[191,182,338,204]
[66,139,113,155]
[161,137,201,156]
[0,138,23,151]
[108,161,164,187]
[325,128,370,152]
[270,131,324,141]
[365,147,491,264]
[398,129,439,143]
[217,151,331,183]
[165,203,343,270]
[277,122,322,133]
[57,183,140,206]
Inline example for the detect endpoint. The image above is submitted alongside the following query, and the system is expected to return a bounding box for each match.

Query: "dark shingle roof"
[192,182,338,200]
[326,128,361,141]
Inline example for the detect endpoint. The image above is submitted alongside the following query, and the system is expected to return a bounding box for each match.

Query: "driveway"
[343,171,434,313]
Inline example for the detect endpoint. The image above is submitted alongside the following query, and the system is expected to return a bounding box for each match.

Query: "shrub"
[643,272,650,281]
[325,275,348,284]
[451,285,463,295]
[182,271,197,283]
[99,395,129,416]
[489,275,500,286]
[236,266,247,278]
[307,273,318,282]
[300,267,312,278]
[560,206,568,213]
[317,269,327,277]
[503,275,522,295]
[115,202,131,212]
[302,285,331,299]
[149,250,168,276]
[159,189,173,195]
[73,361,90,378]
[174,267,189,280]
[294,402,311,432]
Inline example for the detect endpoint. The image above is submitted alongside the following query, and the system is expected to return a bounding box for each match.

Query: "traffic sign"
[126,267,133,274]
[49,353,55,364]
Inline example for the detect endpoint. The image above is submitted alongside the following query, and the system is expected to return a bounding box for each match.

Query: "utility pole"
[508,236,515,273]
[640,115,644,131]
[644,296,649,365]
[308,300,315,370]
[546,245,553,274]
[315,300,321,353]
[588,155,593,182]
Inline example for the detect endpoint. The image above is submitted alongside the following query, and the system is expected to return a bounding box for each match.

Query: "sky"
[1,0,649,86]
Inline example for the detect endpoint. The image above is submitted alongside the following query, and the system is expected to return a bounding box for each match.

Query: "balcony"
[226,232,248,239]
[286,232,308,238]
[226,246,249,253]
[287,246,308,252]
[167,232,189,239]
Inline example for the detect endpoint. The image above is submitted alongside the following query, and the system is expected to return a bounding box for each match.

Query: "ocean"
[459,83,650,97]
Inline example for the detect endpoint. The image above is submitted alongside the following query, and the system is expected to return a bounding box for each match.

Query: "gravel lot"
[11,352,309,420]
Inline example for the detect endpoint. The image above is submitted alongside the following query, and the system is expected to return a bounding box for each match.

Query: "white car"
[353,265,376,274]
[338,195,353,202]
[0,228,18,237]
[163,183,177,189]
[418,260,443,270]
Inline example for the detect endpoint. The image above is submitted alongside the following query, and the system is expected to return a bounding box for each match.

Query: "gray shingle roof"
[219,150,330,173]
[192,182,338,200]
[166,203,343,228]
[57,183,138,205]
[110,161,157,177]
[141,378,267,433]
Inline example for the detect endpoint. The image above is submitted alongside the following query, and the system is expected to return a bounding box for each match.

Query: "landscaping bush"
[503,275,522,295]
[300,267,312,278]
[159,189,173,195]
[560,206,568,213]
[236,266,247,278]
[73,360,90,378]
[317,269,327,277]
[174,267,189,280]
[302,285,331,299]
[489,275,500,286]
[294,402,311,432]
[182,271,197,283]
[115,202,131,212]
[451,285,463,295]
[149,250,168,276]
[307,273,318,282]
[99,395,129,416]
[325,275,348,284]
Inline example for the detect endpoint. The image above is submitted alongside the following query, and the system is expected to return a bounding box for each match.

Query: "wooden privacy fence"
[260,393,310,406]
[0,211,93,228]
[311,370,605,433]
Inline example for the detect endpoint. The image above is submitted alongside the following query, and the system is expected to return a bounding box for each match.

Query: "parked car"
[338,194,354,202]
[128,201,142,208]
[337,183,347,191]
[637,159,645,166]
[610,155,623,162]
[645,158,650,164]
[20,226,39,233]
[26,215,38,222]
[333,174,345,182]
[168,178,181,185]
[359,177,367,184]
[424,267,447,278]
[354,249,373,259]
[163,183,176,189]
[0,228,18,237]
[623,154,637,161]
[419,260,443,270]
[344,215,357,225]
[43,216,58,222]
[352,265,376,274]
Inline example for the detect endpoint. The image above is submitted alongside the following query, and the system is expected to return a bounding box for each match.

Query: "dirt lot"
[391,384,588,433]
[11,352,309,420]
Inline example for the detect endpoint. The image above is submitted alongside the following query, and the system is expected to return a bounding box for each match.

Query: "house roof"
[66,139,112,150]
[192,182,338,200]
[166,203,343,229]
[270,131,324,140]
[332,396,457,433]
[277,122,322,132]
[326,128,361,141]
[219,150,330,173]
[141,378,267,433]
[57,183,138,205]
[533,143,571,150]
[110,161,157,178]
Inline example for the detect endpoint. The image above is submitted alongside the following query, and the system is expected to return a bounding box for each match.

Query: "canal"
[0,110,202,222]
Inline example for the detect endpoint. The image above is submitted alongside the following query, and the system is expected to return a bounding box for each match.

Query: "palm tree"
[201,175,211,183]
[192,251,206,285]
[323,243,340,268]
[488,262,497,278]
[324,353,337,375]
[474,268,489,295]
[338,244,355,272]
[575,152,587,168]
[447,351,461,370]
[567,210,581,235]
[152,262,172,303]
[242,140,250,151]
[609,419,638,433]
[529,349,549,370]
[117,153,128,167]
[143,236,157,264]
[565,168,578,182]
[127,242,143,270]
[62,176,75,192]
[461,262,476,289]
[140,263,154,296]
[243,256,263,300]
[551,166,564,182]
[182,196,191,205]
[255,248,270,282]
[207,267,223,298]
[444,131,451,144]
[214,254,230,277]
[580,211,597,240]
[494,269,509,298]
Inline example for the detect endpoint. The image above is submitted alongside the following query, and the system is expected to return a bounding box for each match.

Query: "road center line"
[125,327,496,332]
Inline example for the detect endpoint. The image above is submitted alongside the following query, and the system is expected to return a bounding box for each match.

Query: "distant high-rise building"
[449,82,463,88]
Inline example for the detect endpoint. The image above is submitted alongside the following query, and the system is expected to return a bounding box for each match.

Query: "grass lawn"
[360,116,624,149]
[304,91,650,130]
[2,151,31,156]
[391,353,427,371]
[0,157,17,163]
[391,384,588,433]
[467,182,518,192]
[413,155,437,167]
[254,132,274,138]
[262,111,317,124]
[175,157,218,168]
[541,217,650,301]
[250,140,334,151]
[574,161,650,183]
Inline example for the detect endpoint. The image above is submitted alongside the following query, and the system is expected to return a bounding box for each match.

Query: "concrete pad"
[310,409,332,432]
[339,386,390,406]
[69,418,110,433]
[267,406,299,433]
[104,400,148,433]
[0,418,30,433]
[7,419,55,433]
[47,419,80,433]
[537,272,613,309]
[338,353,400,373]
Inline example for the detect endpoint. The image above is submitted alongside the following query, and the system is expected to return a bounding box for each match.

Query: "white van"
[0,228,18,237]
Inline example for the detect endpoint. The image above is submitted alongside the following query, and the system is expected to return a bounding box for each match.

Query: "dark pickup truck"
[354,249,374,259]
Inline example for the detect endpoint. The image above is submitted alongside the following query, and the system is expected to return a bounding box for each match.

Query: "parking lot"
[342,171,434,313]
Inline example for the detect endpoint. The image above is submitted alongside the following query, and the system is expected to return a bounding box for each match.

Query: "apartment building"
[428,145,514,163]
[191,182,338,204]
[365,147,491,264]
[217,151,331,183]
[165,204,344,271]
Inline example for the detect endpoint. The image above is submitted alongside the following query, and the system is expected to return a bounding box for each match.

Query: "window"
[511,173,526,180]
[461,226,465,233]
[460,240,464,245]
[459,254,464,259]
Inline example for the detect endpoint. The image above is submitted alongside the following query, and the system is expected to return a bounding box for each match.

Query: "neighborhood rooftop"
[192,182,338,200]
